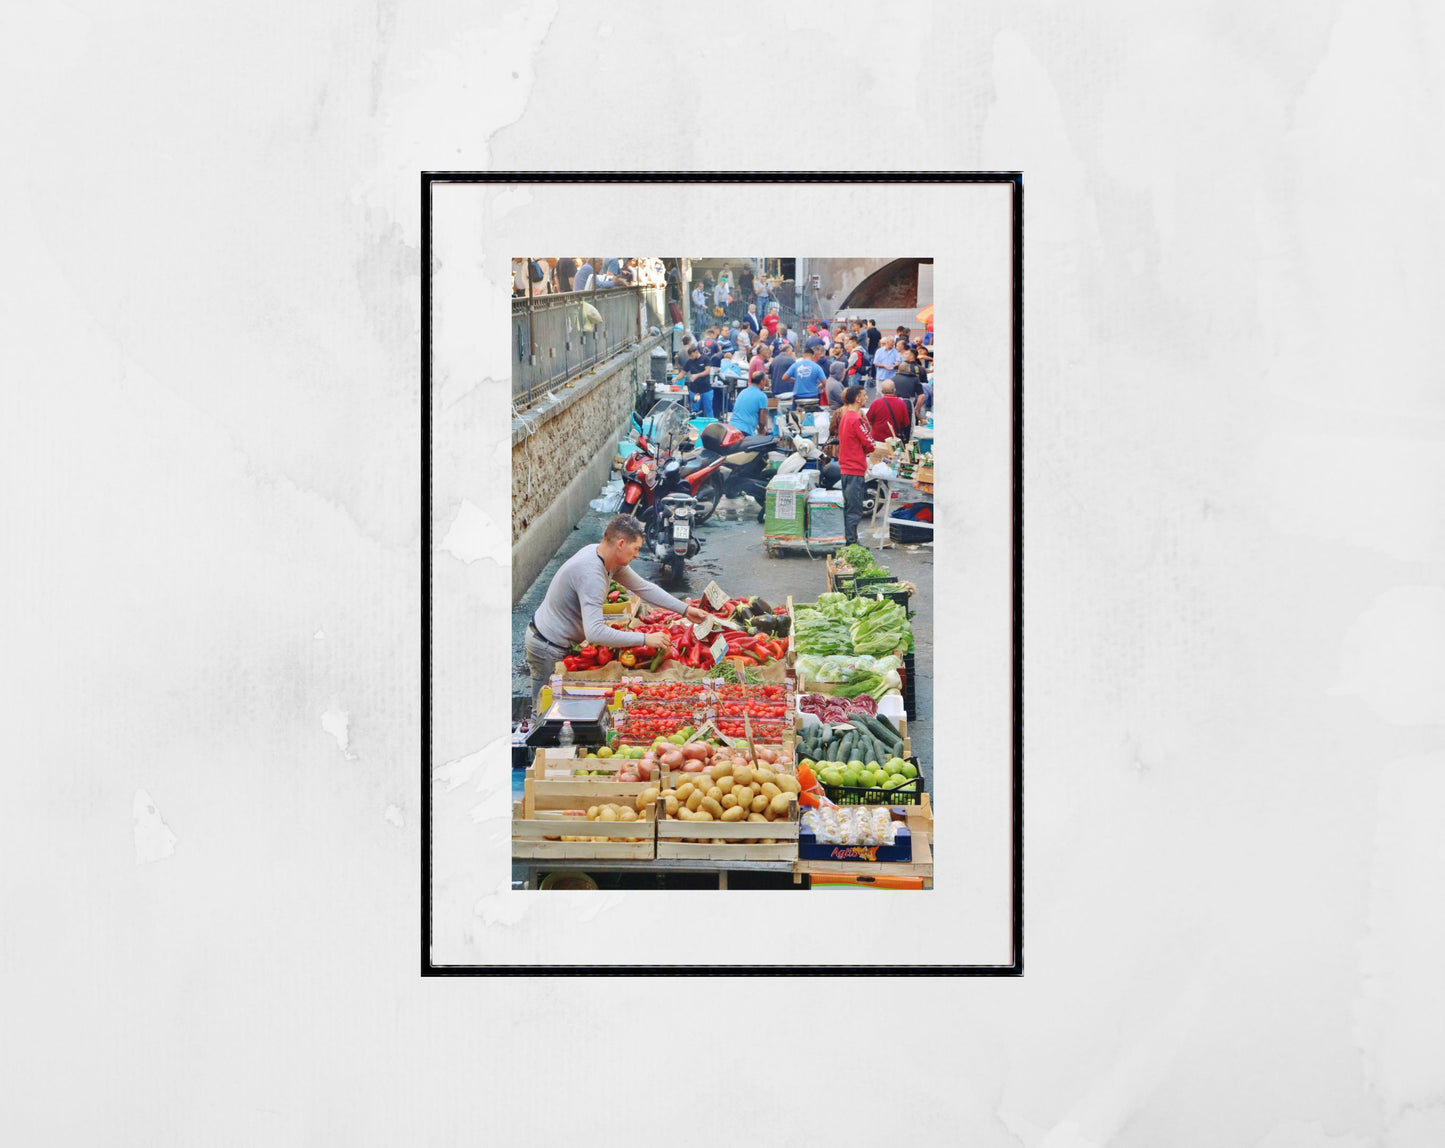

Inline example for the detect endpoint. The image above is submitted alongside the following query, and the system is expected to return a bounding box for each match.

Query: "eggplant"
[751,596,773,616]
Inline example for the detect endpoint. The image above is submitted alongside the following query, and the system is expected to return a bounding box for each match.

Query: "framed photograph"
[424,174,1021,972]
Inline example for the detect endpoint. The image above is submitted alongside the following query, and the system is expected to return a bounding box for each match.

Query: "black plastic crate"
[820,761,926,806]
[847,584,911,612]
[902,651,916,715]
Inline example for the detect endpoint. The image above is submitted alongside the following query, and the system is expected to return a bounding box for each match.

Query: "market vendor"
[524,515,712,710]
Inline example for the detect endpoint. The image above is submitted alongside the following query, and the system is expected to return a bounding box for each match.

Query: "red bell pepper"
[595,646,612,666]
[563,655,582,672]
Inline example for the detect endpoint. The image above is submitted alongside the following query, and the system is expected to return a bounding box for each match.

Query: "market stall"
[871,438,934,547]
[514,567,934,890]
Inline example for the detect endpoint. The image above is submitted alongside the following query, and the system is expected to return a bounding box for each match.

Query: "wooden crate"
[656,796,800,862]
[555,658,787,685]
[512,772,657,862]
[528,748,659,804]
[655,748,800,861]
[794,713,910,761]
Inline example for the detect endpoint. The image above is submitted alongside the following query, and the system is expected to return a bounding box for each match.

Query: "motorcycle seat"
[737,434,777,453]
[677,457,710,477]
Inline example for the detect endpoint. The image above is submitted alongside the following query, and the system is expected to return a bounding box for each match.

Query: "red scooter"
[619,402,729,522]
[618,406,703,584]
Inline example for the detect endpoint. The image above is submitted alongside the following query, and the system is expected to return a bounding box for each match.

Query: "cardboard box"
[798,824,912,863]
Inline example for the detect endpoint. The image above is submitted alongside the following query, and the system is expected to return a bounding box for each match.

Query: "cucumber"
[874,713,900,738]
[860,716,902,754]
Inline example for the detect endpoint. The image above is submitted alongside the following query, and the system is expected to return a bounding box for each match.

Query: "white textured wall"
[3,2,1443,1145]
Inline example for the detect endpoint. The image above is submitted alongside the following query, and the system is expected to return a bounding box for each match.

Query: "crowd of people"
[512,257,670,296]
[666,311,935,549]
[671,313,935,432]
[689,262,781,332]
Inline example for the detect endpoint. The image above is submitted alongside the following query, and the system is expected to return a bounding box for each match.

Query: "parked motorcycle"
[627,399,775,526]
[618,404,702,583]
[688,421,779,524]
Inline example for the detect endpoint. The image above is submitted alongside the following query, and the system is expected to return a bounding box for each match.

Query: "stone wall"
[510,336,663,602]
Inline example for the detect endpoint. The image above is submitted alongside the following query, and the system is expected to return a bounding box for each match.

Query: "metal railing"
[511,285,665,408]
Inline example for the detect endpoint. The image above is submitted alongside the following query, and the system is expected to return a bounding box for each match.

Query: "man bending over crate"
[524,516,711,712]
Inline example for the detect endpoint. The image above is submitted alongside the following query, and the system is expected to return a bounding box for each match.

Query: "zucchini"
[874,713,899,738]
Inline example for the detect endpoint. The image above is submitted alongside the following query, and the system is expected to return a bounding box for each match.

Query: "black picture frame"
[421,172,1023,976]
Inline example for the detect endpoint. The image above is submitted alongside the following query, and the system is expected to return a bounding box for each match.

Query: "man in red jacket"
[866,379,912,445]
[837,385,888,546]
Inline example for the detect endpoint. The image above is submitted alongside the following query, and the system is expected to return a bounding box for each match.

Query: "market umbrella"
[915,304,934,324]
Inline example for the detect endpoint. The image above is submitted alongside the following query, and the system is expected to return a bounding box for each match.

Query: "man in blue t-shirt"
[729,371,772,436]
[781,347,827,402]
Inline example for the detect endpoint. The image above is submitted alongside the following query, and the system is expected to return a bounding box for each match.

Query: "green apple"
[882,775,905,790]
[900,762,918,779]
[886,757,906,772]
[595,746,612,758]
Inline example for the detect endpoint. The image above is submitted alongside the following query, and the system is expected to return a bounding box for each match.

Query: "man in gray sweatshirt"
[523,515,711,710]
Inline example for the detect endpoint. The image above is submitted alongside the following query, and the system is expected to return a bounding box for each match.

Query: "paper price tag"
[702,580,729,610]
[709,635,730,664]
[774,488,797,520]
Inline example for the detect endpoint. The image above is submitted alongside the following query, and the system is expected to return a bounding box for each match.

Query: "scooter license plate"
[673,520,690,540]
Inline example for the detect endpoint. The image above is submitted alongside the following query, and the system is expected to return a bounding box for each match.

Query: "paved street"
[513,492,934,797]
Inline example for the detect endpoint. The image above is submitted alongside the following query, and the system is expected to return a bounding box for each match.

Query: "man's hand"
[643,631,673,652]
[683,605,710,625]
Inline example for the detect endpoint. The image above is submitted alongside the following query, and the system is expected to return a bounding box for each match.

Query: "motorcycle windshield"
[644,400,693,454]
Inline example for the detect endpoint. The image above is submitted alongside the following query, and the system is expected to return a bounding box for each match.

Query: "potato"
[676,807,693,821]
[721,792,739,810]
[720,805,746,822]
[637,787,660,811]
[675,782,695,804]
[700,796,724,819]
[706,786,723,803]
[586,806,600,821]
[727,765,750,787]
[686,790,704,812]
[774,774,801,794]
[663,794,679,816]
[749,782,762,796]
[761,782,781,800]
[755,767,776,784]
[598,806,619,822]
[711,760,732,781]
[747,812,768,823]
[692,808,714,822]
[769,793,793,818]
[749,794,769,814]
[620,807,638,822]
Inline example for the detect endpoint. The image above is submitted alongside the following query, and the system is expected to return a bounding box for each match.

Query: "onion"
[758,748,776,764]
[660,749,683,768]
[681,742,708,761]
